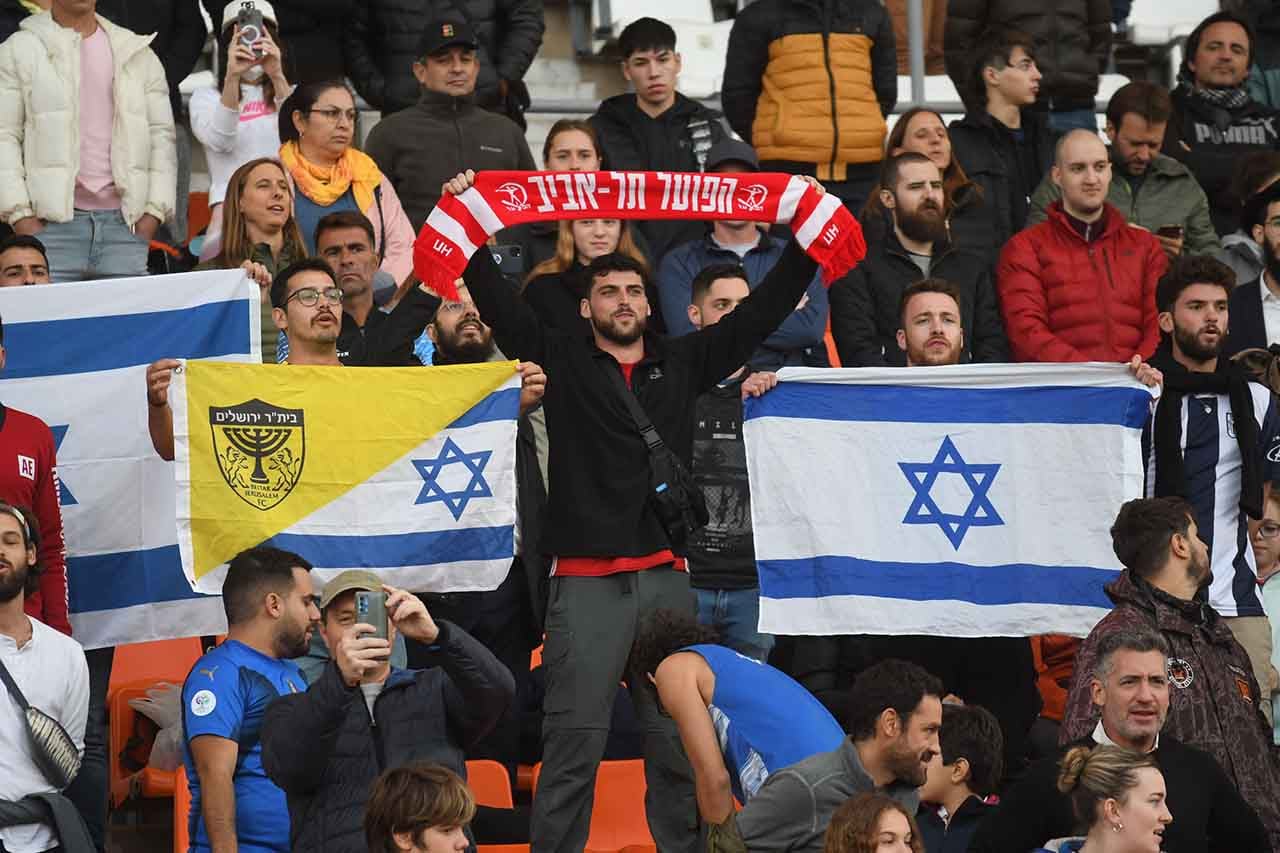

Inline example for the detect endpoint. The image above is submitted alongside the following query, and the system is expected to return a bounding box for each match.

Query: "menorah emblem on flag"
[209,399,306,511]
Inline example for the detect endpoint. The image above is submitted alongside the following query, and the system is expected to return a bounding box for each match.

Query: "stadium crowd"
[1,1,1280,852]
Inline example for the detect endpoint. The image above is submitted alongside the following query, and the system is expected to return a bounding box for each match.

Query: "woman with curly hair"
[824,792,923,853]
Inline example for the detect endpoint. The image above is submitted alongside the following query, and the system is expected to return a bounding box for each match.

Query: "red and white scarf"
[412,170,865,300]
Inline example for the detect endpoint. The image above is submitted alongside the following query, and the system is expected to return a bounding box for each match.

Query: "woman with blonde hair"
[1033,745,1172,853]
[523,218,655,332]
[824,792,924,853]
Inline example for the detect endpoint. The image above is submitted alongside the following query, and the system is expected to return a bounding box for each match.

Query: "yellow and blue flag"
[170,360,520,593]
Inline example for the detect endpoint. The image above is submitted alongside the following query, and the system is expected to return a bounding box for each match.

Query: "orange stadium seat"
[107,637,204,702]
[531,759,655,852]
[467,759,514,809]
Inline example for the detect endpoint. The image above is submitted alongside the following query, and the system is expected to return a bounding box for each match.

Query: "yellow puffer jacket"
[752,33,885,180]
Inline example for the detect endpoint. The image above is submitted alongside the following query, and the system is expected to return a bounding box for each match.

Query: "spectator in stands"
[181,546,319,853]
[727,659,942,853]
[0,234,50,286]
[592,17,731,260]
[970,627,1270,853]
[831,152,1008,367]
[443,167,830,853]
[1165,11,1280,237]
[204,0,352,84]
[824,793,924,853]
[1215,151,1280,288]
[1226,180,1280,355]
[278,80,415,286]
[0,501,90,853]
[0,0,175,281]
[363,19,535,232]
[1061,497,1280,850]
[948,29,1054,250]
[261,570,514,853]
[498,119,605,273]
[523,219,651,333]
[1029,82,1218,259]
[190,3,293,260]
[199,157,308,361]
[96,0,204,245]
[723,0,894,216]
[945,1,1110,134]
[628,609,845,829]
[1031,746,1170,853]
[658,139,829,370]
[998,130,1164,363]
[916,704,1002,853]
[345,0,544,120]
[364,762,475,853]
[1253,487,1280,743]
[1142,254,1280,726]
[861,107,997,267]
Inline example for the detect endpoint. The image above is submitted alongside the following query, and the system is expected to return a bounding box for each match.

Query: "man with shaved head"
[996,128,1167,363]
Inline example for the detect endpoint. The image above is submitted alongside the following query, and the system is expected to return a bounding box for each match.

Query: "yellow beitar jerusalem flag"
[171,360,521,594]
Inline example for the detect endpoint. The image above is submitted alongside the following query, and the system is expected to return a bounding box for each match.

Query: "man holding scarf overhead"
[425,169,860,853]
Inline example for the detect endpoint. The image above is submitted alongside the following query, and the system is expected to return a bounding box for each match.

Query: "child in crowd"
[824,792,924,853]
[364,762,475,853]
[917,704,1003,853]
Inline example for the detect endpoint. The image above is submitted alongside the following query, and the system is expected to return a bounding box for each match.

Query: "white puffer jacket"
[0,13,176,226]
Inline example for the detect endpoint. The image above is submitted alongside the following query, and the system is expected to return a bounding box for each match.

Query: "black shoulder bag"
[602,363,709,552]
[0,656,82,790]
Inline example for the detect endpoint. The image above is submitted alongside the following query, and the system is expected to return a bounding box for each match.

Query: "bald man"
[996,129,1166,363]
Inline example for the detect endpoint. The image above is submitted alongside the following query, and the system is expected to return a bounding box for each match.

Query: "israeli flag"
[0,272,260,648]
[744,364,1157,638]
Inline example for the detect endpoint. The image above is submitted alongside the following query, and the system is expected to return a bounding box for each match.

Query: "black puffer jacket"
[949,110,1056,250]
[943,0,1112,110]
[202,0,354,85]
[100,0,207,114]
[260,621,515,853]
[344,0,545,114]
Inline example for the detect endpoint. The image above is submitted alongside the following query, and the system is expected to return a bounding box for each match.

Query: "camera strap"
[600,359,665,453]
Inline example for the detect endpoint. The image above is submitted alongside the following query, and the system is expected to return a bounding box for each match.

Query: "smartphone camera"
[236,1,264,57]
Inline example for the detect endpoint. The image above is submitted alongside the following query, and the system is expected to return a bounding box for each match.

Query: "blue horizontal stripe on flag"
[758,555,1116,608]
[447,387,521,429]
[68,545,213,613]
[747,384,1151,429]
[4,300,254,379]
[267,524,514,570]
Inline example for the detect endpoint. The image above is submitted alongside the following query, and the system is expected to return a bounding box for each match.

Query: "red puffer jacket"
[997,201,1165,363]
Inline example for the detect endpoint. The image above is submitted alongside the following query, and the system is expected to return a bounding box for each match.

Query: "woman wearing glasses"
[1248,494,1280,744]
[277,80,415,297]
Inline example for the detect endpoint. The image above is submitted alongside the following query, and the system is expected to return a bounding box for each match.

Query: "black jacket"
[917,796,994,853]
[589,92,730,262]
[337,286,439,367]
[949,110,1056,249]
[343,0,545,114]
[1163,85,1280,236]
[99,0,207,115]
[203,0,353,84]
[861,183,1000,271]
[364,90,536,231]
[463,238,818,558]
[260,621,515,853]
[0,0,31,45]
[829,231,1008,366]
[943,0,1111,110]
[1225,275,1270,357]
[968,734,1271,853]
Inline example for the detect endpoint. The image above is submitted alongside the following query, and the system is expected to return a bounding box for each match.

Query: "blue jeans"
[1049,109,1098,134]
[39,209,149,282]
[694,587,774,662]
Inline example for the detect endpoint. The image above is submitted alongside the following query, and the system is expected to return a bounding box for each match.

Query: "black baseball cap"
[417,19,479,58]
[705,139,760,172]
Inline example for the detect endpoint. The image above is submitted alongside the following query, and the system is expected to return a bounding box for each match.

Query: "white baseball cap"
[221,0,278,32]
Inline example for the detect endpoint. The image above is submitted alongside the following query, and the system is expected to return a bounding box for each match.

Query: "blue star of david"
[50,425,77,506]
[412,437,492,521]
[898,435,1002,550]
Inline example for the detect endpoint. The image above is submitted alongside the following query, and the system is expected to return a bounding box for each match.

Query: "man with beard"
[729,659,943,853]
[999,129,1167,363]
[1225,179,1280,355]
[830,152,1007,366]
[1062,498,1280,850]
[440,168,828,853]
[0,501,89,853]
[895,278,966,366]
[181,546,319,853]
[972,626,1269,853]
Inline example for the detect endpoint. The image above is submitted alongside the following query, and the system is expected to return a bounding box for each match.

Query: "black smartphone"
[236,2,265,55]
[353,590,388,640]
[491,244,525,278]
[1156,224,1184,240]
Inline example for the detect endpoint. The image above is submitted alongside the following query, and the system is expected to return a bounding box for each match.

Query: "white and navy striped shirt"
[1143,383,1280,617]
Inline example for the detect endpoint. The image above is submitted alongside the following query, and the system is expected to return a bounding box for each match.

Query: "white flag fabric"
[0,272,260,648]
[743,364,1157,639]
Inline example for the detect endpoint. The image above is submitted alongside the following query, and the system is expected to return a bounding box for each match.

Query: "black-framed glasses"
[1257,522,1280,539]
[308,107,358,124]
[284,286,343,307]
